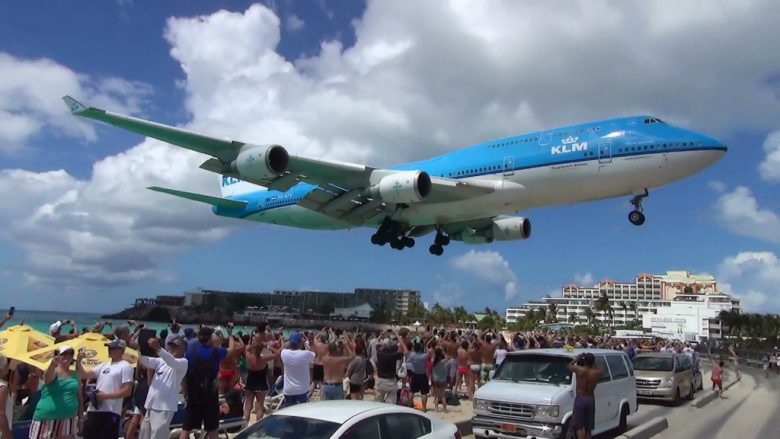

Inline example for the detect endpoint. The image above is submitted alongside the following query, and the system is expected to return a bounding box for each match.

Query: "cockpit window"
[643,118,665,124]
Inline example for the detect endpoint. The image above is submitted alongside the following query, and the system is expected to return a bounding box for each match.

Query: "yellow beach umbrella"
[20,332,138,371]
[0,324,55,362]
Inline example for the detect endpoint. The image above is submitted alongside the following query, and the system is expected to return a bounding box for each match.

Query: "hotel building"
[506,271,740,340]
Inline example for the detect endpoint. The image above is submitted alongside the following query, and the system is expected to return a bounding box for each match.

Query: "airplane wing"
[148,186,247,210]
[64,96,494,226]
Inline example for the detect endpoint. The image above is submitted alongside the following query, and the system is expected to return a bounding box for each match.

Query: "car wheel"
[616,404,629,434]
[561,421,577,439]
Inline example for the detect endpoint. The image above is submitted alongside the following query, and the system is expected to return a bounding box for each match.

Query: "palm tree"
[547,303,559,323]
[620,302,628,325]
[594,292,614,331]
[584,307,596,329]
[568,312,579,325]
[629,302,639,323]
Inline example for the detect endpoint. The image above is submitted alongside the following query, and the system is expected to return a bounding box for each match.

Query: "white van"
[472,349,637,439]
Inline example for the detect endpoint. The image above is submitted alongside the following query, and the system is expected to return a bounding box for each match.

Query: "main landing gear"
[371,217,415,250]
[428,228,450,256]
[628,190,648,226]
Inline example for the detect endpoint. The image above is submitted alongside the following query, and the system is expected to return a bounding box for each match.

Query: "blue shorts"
[321,382,345,400]
[572,395,595,432]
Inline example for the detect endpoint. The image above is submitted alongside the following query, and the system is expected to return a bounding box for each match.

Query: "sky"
[1,0,779,315]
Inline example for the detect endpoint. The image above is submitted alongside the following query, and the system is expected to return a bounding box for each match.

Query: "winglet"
[62,95,88,114]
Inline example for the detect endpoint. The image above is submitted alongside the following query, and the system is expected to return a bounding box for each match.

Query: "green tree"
[478,315,497,330]
[594,292,614,331]
[370,304,391,323]
[568,312,579,325]
[584,307,597,329]
[547,303,559,323]
[620,302,628,325]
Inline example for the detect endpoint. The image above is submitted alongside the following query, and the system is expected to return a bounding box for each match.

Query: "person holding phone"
[77,339,133,439]
[29,346,83,439]
[138,336,188,439]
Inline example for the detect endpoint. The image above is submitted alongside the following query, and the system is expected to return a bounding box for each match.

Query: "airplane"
[63,96,726,256]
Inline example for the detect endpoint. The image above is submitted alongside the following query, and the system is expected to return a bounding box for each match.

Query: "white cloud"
[4,1,780,290]
[718,252,780,312]
[713,186,780,244]
[759,131,780,183]
[574,272,595,286]
[0,53,152,152]
[449,249,519,301]
[286,14,305,32]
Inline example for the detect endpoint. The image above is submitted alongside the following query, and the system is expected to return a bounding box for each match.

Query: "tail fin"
[218,174,266,198]
[148,186,247,210]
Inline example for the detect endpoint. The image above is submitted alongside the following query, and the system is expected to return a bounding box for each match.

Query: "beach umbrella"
[0,324,55,362]
[19,332,138,371]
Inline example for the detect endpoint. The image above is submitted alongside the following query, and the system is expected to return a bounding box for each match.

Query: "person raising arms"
[568,353,603,439]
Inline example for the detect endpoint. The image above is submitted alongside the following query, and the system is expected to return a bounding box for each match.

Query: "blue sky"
[1,1,779,315]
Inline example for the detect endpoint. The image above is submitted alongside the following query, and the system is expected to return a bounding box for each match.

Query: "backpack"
[186,346,218,400]
[397,387,413,407]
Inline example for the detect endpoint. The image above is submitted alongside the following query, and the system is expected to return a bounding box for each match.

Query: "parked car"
[632,352,694,404]
[472,349,637,439]
[234,400,460,439]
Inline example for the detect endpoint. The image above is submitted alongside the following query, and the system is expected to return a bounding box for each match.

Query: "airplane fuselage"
[215,115,726,231]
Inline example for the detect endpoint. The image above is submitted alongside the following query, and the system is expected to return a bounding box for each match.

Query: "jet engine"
[491,216,532,241]
[452,216,531,244]
[232,144,289,180]
[373,171,431,204]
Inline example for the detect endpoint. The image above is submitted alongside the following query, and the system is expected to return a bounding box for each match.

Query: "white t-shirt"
[140,348,189,412]
[89,360,133,415]
[281,349,315,396]
[0,379,12,433]
[494,349,508,366]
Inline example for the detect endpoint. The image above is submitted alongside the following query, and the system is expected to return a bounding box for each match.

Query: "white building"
[506,271,739,339]
[331,303,373,320]
[642,292,736,341]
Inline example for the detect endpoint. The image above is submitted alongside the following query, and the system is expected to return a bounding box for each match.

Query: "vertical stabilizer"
[219,175,265,198]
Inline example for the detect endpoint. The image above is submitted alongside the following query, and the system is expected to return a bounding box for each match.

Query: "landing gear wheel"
[370,234,381,245]
[429,244,444,256]
[435,235,451,246]
[628,210,645,226]
[390,239,404,250]
[402,237,415,248]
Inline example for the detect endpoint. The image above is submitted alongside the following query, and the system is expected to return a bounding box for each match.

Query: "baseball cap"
[55,345,75,355]
[166,336,186,347]
[184,327,194,337]
[105,339,127,350]
[49,321,63,335]
[289,332,302,345]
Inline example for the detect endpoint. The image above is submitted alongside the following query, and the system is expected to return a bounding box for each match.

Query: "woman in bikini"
[243,336,279,423]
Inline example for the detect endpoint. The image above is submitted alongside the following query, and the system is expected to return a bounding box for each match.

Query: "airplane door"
[539,131,552,146]
[598,141,612,164]
[503,156,515,177]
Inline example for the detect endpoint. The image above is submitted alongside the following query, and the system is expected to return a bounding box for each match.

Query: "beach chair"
[263,375,285,414]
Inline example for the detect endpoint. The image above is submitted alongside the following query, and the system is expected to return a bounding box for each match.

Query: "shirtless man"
[480,334,497,383]
[321,337,355,400]
[568,353,602,439]
[218,325,245,388]
[456,341,470,396]
[442,332,459,390]
[711,359,724,397]
[469,339,482,391]
[243,336,279,422]
[312,327,331,390]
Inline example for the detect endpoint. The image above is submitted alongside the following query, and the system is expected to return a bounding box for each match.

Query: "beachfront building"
[330,303,373,321]
[506,271,740,340]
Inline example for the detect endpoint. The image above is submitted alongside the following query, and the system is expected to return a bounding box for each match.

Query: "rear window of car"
[605,354,629,379]
[235,415,341,439]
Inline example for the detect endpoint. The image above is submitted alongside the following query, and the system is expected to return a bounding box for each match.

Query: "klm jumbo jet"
[63,96,726,255]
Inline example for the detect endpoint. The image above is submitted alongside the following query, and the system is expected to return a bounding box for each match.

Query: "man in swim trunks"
[711,360,724,397]
[468,339,482,395]
[456,341,470,396]
[568,353,602,439]
[480,334,496,384]
[312,327,331,392]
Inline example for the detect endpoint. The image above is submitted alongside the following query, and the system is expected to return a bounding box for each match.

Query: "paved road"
[464,365,779,438]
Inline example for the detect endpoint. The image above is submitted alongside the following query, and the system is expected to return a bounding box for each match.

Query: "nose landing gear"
[628,190,648,226]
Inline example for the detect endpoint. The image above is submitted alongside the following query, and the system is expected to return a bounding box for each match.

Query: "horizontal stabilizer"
[147,186,247,210]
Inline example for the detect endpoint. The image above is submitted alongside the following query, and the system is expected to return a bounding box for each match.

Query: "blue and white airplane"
[63,96,726,255]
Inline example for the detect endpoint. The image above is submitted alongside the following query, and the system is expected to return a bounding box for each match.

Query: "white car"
[472,349,638,439]
[234,400,461,439]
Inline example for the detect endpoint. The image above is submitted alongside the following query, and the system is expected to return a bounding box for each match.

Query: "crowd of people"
[0,310,773,439]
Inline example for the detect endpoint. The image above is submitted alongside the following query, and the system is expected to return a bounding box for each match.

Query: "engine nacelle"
[373,171,431,204]
[491,216,531,241]
[232,144,289,180]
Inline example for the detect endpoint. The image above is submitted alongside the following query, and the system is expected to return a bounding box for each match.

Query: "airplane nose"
[698,133,727,153]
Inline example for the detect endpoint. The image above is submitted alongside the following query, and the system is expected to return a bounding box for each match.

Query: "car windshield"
[234,415,341,439]
[493,354,572,386]
[632,356,673,372]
